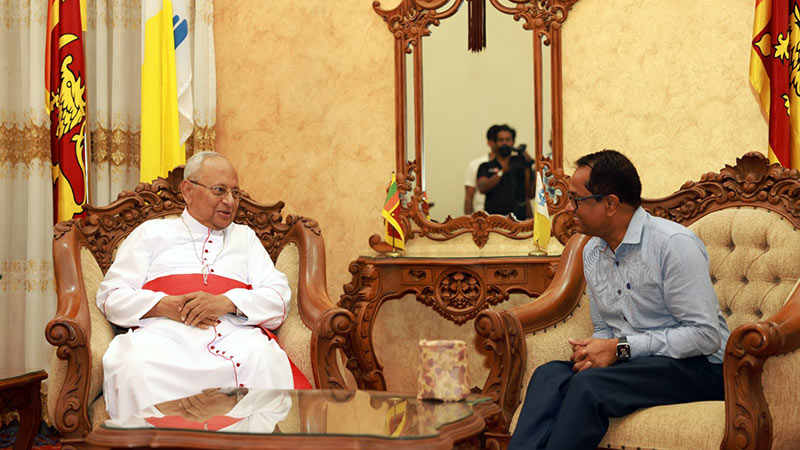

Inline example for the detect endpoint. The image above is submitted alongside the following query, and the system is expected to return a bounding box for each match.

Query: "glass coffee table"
[87,388,499,449]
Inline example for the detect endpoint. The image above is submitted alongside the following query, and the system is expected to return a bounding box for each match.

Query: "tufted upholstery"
[691,207,800,331]
[45,167,353,446]
[479,153,800,450]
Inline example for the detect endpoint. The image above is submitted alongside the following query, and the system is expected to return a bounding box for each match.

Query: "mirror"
[422,6,551,221]
[371,0,578,251]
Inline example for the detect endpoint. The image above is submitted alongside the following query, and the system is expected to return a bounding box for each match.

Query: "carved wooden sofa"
[45,167,355,448]
[476,152,800,449]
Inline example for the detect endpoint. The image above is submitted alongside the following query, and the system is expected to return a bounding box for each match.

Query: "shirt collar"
[619,206,647,247]
[596,206,647,255]
[181,209,226,236]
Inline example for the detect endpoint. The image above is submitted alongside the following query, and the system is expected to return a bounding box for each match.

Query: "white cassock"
[97,209,295,420]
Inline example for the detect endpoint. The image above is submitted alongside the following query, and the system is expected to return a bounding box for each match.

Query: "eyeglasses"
[189,180,243,200]
[568,192,606,208]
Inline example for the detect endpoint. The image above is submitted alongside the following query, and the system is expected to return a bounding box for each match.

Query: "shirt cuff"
[627,333,650,360]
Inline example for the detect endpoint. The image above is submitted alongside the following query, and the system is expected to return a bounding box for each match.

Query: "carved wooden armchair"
[476,152,800,449]
[45,168,354,447]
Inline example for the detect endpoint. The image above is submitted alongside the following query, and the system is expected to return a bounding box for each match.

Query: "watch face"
[617,344,631,361]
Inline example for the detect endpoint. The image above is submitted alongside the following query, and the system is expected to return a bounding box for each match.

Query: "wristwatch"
[616,336,631,362]
[495,169,503,178]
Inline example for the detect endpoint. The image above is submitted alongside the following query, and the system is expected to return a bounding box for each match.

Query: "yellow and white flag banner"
[533,170,551,251]
[140,0,188,182]
[172,0,193,146]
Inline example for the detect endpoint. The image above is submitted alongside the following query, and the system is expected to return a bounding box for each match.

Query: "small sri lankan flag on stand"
[751,0,800,169]
[46,0,89,223]
[382,173,405,250]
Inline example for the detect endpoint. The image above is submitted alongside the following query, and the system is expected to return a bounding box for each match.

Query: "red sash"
[143,273,252,296]
[143,274,312,390]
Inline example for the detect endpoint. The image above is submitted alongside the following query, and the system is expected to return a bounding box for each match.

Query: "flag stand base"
[528,247,547,256]
[385,250,404,258]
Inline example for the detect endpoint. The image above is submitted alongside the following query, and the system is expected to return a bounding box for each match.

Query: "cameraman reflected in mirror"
[476,125,534,220]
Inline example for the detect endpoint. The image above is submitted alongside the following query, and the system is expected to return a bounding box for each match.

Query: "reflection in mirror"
[422,5,551,222]
[405,51,416,169]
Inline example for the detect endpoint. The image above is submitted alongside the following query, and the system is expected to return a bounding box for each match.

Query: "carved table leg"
[15,379,42,450]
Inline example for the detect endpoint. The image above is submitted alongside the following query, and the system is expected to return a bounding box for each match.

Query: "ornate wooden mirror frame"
[369,0,580,252]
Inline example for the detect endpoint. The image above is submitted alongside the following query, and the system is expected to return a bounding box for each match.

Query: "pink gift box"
[416,340,469,401]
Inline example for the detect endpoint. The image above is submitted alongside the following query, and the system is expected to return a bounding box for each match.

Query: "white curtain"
[0,0,215,375]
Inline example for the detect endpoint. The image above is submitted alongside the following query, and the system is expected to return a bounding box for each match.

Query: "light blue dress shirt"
[583,207,730,364]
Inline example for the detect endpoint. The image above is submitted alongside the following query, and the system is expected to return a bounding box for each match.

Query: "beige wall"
[562,0,767,198]
[215,2,396,297]
[215,0,767,303]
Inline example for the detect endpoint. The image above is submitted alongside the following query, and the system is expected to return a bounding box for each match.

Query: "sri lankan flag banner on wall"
[751,0,800,169]
[46,0,89,223]
[382,174,405,250]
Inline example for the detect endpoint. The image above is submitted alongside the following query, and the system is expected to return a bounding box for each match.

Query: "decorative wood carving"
[312,308,356,390]
[47,166,349,445]
[474,308,526,434]
[721,322,780,450]
[45,320,90,438]
[370,0,580,251]
[337,255,557,410]
[340,261,387,391]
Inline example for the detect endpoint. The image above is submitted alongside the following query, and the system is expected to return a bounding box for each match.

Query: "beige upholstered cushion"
[273,243,315,387]
[89,396,110,429]
[689,207,800,330]
[599,401,725,450]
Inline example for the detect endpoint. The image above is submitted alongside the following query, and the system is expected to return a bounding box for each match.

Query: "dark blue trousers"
[508,356,724,450]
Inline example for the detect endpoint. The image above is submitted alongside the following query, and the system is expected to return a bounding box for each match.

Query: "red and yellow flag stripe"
[750,0,800,169]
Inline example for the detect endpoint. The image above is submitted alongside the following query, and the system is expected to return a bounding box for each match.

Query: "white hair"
[183,151,227,180]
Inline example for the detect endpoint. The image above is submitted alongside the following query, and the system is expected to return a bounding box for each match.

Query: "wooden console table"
[338,254,559,392]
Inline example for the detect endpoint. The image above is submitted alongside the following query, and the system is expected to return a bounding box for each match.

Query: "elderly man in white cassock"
[97,151,310,421]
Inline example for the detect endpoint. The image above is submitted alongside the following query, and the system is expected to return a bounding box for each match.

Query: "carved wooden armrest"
[312,307,356,389]
[283,216,357,389]
[510,233,589,332]
[474,308,526,433]
[721,281,800,450]
[47,221,93,441]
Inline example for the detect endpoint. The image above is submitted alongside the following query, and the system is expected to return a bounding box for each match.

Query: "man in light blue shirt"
[509,150,730,450]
